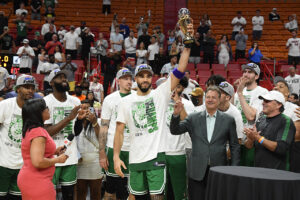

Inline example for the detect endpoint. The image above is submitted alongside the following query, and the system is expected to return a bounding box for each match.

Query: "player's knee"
[150,194,164,200]
[103,192,116,200]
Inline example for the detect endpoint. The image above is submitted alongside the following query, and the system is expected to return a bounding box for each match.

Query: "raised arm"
[170,100,191,135]
[45,105,80,136]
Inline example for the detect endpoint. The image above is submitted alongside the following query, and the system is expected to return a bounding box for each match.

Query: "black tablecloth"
[206,166,300,200]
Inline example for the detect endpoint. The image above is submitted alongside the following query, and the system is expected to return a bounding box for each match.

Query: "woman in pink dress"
[17,99,68,200]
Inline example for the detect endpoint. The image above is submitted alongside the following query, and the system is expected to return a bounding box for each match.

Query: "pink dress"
[17,127,56,200]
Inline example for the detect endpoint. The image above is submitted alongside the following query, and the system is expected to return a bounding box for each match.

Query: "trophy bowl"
[178,8,194,47]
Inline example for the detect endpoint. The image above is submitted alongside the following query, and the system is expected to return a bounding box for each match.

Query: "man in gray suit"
[170,86,240,200]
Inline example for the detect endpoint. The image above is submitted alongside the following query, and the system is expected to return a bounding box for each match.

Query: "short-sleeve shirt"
[234,86,268,129]
[232,17,247,32]
[17,46,35,69]
[110,33,123,52]
[60,62,77,82]
[248,48,263,63]
[286,38,300,57]
[0,97,23,169]
[0,67,9,91]
[15,20,27,37]
[44,94,81,166]
[63,32,79,50]
[0,34,13,50]
[285,74,300,96]
[254,113,296,170]
[101,91,132,151]
[89,82,104,102]
[116,77,172,164]
[147,43,159,61]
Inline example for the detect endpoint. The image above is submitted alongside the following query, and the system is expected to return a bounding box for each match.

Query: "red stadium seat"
[187,63,195,71]
[213,70,227,78]
[228,70,242,77]
[32,73,45,91]
[212,64,225,71]
[227,64,241,71]
[196,64,210,71]
[280,65,293,72]
[198,70,212,77]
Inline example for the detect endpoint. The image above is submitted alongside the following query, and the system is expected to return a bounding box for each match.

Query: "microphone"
[63,134,74,156]
[63,134,75,148]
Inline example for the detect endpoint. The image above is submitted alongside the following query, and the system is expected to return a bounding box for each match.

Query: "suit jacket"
[170,110,240,181]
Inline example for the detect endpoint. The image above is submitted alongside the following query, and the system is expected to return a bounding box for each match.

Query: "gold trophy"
[178,8,194,47]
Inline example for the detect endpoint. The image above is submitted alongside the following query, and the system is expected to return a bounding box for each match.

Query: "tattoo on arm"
[99,119,110,151]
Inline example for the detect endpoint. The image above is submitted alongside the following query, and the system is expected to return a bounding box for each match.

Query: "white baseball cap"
[259,90,285,105]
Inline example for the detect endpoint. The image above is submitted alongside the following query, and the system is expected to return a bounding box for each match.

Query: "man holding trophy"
[112,8,194,200]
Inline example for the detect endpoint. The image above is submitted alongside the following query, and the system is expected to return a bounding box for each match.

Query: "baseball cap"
[3,26,8,31]
[93,74,100,79]
[22,39,29,44]
[48,69,68,82]
[116,68,132,80]
[218,81,234,97]
[35,31,40,36]
[156,77,167,87]
[259,90,285,105]
[134,64,153,77]
[15,75,36,89]
[273,8,277,11]
[190,87,204,97]
[242,63,260,75]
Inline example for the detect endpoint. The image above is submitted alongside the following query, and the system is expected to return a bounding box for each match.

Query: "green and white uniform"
[117,77,172,195]
[0,98,23,196]
[44,93,81,186]
[101,91,132,177]
[234,86,268,166]
[164,98,194,200]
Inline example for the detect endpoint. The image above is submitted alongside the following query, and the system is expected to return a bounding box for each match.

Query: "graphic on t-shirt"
[52,106,73,140]
[236,95,251,124]
[114,105,130,134]
[166,103,174,128]
[132,97,158,136]
[8,114,23,148]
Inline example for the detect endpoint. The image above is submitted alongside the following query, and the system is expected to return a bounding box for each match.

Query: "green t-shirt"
[16,20,27,37]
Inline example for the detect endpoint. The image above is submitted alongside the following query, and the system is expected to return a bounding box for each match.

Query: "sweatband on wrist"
[172,68,185,79]
[259,137,265,144]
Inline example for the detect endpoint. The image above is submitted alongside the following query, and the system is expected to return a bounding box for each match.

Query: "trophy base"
[183,38,194,48]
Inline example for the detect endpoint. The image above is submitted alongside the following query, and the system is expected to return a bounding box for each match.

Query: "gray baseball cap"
[219,81,234,97]
[116,68,132,79]
[48,69,68,82]
[22,39,29,44]
[242,63,260,75]
[134,64,153,77]
[15,75,36,89]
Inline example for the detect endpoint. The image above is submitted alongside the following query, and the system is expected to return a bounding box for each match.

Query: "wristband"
[92,122,98,128]
[258,137,265,144]
[172,68,185,79]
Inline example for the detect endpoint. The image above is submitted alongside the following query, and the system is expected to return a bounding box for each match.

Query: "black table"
[206,166,300,200]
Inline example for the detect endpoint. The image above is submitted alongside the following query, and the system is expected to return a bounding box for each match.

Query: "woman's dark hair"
[54,44,62,53]
[22,99,47,138]
[220,34,228,42]
[251,42,259,49]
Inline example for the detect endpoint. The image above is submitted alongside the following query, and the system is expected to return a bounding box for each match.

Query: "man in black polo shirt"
[244,90,296,170]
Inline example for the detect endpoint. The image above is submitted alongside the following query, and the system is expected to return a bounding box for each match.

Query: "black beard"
[54,82,69,92]
[137,83,151,93]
